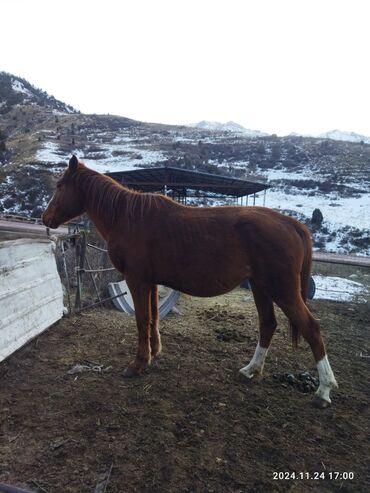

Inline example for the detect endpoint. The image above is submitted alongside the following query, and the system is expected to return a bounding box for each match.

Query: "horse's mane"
[74,166,172,226]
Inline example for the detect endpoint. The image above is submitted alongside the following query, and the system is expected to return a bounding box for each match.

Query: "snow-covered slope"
[0,71,76,114]
[35,132,168,174]
[190,120,269,137]
[256,179,370,255]
[252,166,369,229]
[318,129,370,144]
[190,124,370,145]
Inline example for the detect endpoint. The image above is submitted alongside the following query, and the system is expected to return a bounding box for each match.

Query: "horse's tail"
[299,223,313,304]
[291,222,313,348]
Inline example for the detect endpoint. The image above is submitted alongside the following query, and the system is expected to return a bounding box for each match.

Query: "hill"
[0,73,369,255]
[0,72,76,115]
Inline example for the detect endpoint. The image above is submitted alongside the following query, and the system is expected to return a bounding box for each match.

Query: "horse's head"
[42,155,85,228]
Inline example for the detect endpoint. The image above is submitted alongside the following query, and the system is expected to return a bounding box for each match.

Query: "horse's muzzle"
[42,212,58,229]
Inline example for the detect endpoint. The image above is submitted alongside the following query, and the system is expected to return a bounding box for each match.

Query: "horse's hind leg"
[150,285,162,357]
[239,280,277,380]
[276,293,338,408]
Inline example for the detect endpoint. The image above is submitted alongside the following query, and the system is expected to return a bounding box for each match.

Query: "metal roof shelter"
[107,166,270,204]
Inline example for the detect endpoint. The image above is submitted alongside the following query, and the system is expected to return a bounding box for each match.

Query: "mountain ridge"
[191,120,370,144]
[318,129,370,144]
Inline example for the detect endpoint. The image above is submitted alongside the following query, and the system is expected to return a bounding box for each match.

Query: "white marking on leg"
[239,342,268,379]
[315,355,338,403]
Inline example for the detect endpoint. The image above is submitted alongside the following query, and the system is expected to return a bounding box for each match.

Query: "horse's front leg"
[150,285,162,357]
[123,281,152,377]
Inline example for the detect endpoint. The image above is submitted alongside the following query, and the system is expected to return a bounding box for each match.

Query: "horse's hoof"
[122,366,141,378]
[151,343,162,358]
[238,368,255,382]
[312,395,331,409]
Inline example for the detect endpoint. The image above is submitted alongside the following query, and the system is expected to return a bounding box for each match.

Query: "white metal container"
[0,238,64,362]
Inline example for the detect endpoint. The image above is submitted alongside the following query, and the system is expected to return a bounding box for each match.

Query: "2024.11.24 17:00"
[272,471,355,480]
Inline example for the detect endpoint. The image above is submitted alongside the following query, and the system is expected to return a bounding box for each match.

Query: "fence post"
[74,231,87,311]
[61,240,72,315]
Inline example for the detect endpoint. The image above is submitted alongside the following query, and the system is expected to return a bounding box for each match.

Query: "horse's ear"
[69,155,79,173]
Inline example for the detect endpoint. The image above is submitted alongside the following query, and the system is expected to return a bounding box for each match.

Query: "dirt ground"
[0,290,369,493]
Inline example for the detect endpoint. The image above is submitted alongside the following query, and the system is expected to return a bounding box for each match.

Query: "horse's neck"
[81,171,133,240]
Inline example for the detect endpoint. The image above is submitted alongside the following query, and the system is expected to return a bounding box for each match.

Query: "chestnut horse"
[43,156,337,408]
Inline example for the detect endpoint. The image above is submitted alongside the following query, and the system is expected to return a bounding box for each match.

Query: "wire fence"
[54,227,122,314]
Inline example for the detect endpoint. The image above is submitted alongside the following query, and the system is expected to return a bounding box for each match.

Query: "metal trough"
[108,281,180,319]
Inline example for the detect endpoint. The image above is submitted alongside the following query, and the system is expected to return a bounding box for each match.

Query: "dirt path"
[0,290,369,492]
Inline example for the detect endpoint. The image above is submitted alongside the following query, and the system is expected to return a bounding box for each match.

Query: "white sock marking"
[239,342,268,379]
[315,355,338,403]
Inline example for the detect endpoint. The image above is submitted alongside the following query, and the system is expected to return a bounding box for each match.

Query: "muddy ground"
[0,290,369,493]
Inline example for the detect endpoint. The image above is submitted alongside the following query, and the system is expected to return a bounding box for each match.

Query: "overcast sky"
[1,0,370,136]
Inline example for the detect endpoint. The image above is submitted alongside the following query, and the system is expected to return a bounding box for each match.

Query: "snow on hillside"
[81,146,167,173]
[11,79,33,97]
[36,142,65,165]
[0,72,76,114]
[249,164,370,255]
[36,132,168,173]
[190,123,370,144]
[318,129,370,144]
[190,121,269,137]
[261,187,370,230]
